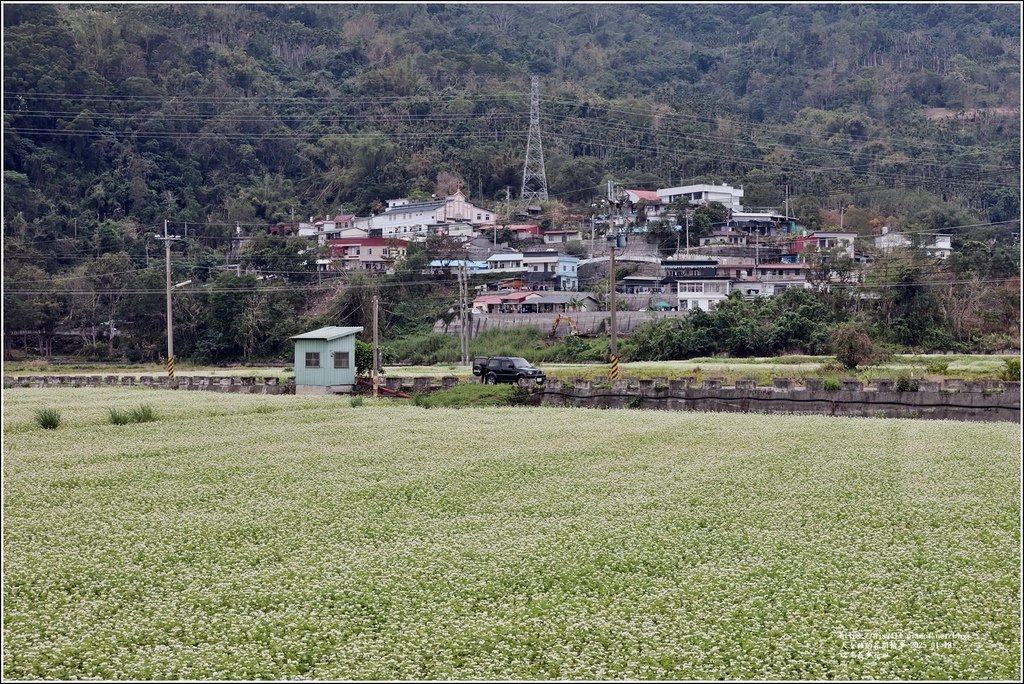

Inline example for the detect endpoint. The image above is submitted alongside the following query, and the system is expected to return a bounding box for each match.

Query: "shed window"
[333,351,350,369]
[305,352,320,368]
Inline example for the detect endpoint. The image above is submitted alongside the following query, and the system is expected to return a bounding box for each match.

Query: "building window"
[305,352,320,368]
[334,351,350,369]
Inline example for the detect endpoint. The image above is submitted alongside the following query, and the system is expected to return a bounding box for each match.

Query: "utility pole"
[372,296,379,399]
[685,210,691,256]
[608,237,620,380]
[155,220,181,380]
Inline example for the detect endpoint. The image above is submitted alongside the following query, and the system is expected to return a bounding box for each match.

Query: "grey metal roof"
[527,293,598,305]
[380,201,446,215]
[290,326,364,341]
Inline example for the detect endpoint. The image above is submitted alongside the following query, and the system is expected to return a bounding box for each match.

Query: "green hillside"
[3,4,1020,363]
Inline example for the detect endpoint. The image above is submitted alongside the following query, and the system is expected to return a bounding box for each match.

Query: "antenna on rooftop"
[520,76,549,202]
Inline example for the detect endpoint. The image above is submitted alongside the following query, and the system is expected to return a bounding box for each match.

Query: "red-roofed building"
[626,189,665,219]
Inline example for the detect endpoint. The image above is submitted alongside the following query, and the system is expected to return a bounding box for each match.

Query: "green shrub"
[831,323,874,370]
[108,408,131,425]
[999,357,1021,382]
[925,359,950,374]
[823,378,842,392]
[34,408,61,430]
[507,385,532,407]
[350,396,364,408]
[895,375,919,392]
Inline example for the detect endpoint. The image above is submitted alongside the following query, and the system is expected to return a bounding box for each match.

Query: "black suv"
[472,356,546,385]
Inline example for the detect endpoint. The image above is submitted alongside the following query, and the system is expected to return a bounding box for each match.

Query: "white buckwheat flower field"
[2,388,1020,680]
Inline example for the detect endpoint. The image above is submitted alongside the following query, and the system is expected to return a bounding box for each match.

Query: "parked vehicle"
[472,356,546,385]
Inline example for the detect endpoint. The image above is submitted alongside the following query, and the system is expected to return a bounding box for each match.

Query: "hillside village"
[254,181,961,318]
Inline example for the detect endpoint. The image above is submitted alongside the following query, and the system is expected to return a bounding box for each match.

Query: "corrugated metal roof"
[380,200,446,215]
[290,326,364,341]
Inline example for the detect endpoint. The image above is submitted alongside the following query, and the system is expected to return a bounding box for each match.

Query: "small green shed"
[290,326,364,394]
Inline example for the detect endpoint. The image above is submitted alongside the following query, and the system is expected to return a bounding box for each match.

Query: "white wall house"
[542,229,582,245]
[376,190,495,240]
[657,183,744,212]
[875,227,952,259]
[806,231,857,259]
[487,253,526,272]
[674,277,732,312]
[522,250,579,291]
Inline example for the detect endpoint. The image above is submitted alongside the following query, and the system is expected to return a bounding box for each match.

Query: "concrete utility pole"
[155,219,181,379]
[372,296,380,399]
[685,210,691,256]
[609,241,617,358]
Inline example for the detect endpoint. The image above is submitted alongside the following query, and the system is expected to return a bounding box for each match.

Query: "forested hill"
[4,3,1020,250]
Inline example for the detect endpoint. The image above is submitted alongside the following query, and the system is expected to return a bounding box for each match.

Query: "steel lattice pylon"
[520,76,549,202]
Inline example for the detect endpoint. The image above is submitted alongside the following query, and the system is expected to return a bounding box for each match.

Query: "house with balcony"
[521,250,579,291]
[671,277,733,312]
[486,252,526,272]
[327,238,408,272]
[792,231,857,260]
[657,183,744,212]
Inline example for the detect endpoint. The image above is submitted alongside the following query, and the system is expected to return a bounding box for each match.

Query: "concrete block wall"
[538,376,1020,422]
[4,374,1020,422]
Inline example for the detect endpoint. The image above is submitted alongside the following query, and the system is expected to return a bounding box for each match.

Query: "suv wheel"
[485,374,497,385]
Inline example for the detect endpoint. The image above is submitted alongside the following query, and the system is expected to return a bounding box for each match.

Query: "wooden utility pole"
[372,296,380,399]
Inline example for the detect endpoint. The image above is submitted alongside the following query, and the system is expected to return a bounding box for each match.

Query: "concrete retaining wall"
[536,377,1021,422]
[5,374,1019,422]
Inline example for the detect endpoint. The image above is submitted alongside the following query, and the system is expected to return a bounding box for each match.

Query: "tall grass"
[33,408,61,430]
[108,404,158,425]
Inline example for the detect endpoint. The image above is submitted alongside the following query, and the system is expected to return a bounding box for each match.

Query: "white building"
[486,253,526,272]
[657,183,744,212]
[375,190,496,240]
[803,231,857,259]
[875,227,952,259]
[522,250,579,291]
[675,277,733,312]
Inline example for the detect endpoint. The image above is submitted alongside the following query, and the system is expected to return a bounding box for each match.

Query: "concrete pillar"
[943,379,964,392]
[668,379,689,392]
[804,378,824,391]
[385,377,403,391]
[735,379,757,390]
[869,379,895,392]
[574,379,593,392]
[772,377,793,390]
[916,380,940,392]
[413,377,431,393]
[841,379,863,391]
[441,376,459,389]
[121,376,135,386]
[703,378,723,390]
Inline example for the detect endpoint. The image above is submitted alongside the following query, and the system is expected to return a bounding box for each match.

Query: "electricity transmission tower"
[520,76,549,202]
